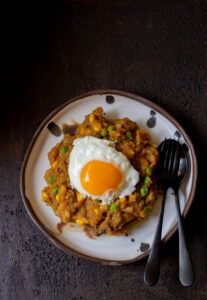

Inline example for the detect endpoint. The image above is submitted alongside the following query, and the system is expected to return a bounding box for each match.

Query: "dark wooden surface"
[1,0,207,299]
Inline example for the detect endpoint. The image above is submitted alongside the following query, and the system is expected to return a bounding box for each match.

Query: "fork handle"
[144,190,167,286]
[174,189,194,286]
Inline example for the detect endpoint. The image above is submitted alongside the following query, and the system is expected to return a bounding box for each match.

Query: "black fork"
[144,139,193,286]
[144,139,172,286]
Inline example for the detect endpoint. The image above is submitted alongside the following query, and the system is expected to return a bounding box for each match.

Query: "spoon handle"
[144,190,166,286]
[174,189,194,286]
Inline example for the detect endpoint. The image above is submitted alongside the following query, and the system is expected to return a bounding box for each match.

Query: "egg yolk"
[81,160,122,196]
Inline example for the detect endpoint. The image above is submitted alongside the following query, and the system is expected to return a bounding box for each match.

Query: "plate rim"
[20,89,198,265]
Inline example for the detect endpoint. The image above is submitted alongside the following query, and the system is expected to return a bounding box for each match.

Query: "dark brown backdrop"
[1,1,207,299]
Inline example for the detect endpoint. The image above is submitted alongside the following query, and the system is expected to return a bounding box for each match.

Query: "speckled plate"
[20,90,197,265]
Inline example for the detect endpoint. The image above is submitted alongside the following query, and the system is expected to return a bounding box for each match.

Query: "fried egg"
[68,136,139,204]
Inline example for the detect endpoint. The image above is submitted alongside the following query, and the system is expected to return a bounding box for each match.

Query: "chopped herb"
[145,167,152,176]
[60,145,68,154]
[95,199,102,203]
[100,129,108,137]
[108,125,115,132]
[140,187,149,197]
[53,187,59,195]
[144,176,151,185]
[140,199,145,206]
[144,206,152,214]
[48,175,55,184]
[126,131,133,140]
[110,203,118,213]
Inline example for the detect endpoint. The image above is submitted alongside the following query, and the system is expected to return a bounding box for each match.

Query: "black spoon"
[144,139,194,286]
[171,141,194,286]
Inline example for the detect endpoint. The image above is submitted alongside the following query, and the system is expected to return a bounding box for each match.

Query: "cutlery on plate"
[144,139,194,286]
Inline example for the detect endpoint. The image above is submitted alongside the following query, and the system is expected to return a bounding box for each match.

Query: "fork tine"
[163,139,173,173]
[172,143,181,177]
[157,139,169,173]
[168,140,177,176]
[158,138,166,152]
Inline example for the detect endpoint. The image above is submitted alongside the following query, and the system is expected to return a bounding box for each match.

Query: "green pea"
[60,145,68,154]
[144,206,152,214]
[126,131,133,140]
[100,129,108,137]
[108,125,115,132]
[53,187,59,195]
[145,167,152,176]
[144,176,151,185]
[110,203,118,213]
[140,186,149,197]
[48,175,55,184]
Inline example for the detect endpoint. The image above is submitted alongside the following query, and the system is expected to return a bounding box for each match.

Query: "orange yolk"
[81,160,122,196]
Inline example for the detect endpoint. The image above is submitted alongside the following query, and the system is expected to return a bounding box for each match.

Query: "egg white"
[68,136,139,204]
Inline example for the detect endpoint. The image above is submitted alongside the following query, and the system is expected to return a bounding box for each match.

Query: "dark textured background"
[1,0,207,299]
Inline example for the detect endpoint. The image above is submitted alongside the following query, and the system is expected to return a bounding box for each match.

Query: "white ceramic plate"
[20,90,197,265]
